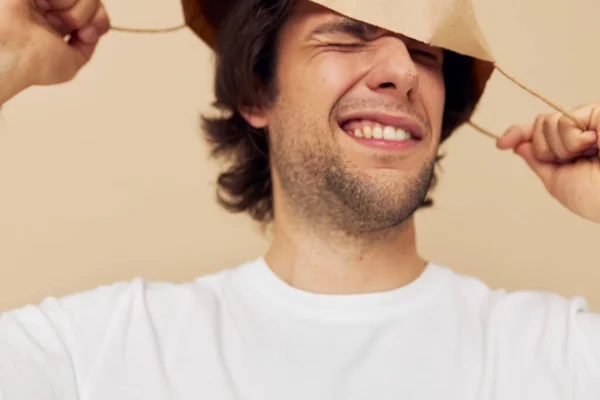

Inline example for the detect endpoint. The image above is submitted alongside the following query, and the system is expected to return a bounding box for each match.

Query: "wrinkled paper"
[309,0,494,62]
[183,0,493,61]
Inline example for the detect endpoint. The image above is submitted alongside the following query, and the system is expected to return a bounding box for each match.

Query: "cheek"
[278,54,362,117]
[418,69,446,134]
[314,59,360,92]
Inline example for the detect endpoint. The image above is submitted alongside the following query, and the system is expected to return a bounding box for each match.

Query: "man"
[1,0,599,398]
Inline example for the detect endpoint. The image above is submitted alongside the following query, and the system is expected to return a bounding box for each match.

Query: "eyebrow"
[307,18,381,41]
[306,18,444,57]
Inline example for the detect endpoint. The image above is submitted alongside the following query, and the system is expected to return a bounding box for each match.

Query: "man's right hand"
[0,0,110,103]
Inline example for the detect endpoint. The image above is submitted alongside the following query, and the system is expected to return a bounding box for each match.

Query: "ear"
[240,107,269,129]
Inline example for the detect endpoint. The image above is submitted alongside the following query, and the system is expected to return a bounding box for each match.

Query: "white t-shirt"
[1,258,600,399]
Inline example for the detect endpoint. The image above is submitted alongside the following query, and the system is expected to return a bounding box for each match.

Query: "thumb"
[65,5,110,74]
[514,142,554,185]
[497,124,533,150]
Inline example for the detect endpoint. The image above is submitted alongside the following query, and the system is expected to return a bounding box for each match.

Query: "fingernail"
[78,26,99,43]
[46,15,63,29]
[37,0,51,10]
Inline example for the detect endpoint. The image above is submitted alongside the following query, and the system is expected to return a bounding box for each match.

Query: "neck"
[264,207,427,295]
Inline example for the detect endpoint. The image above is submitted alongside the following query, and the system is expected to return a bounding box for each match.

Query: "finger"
[557,110,599,156]
[76,24,98,44]
[591,105,600,133]
[514,142,554,186]
[48,0,100,31]
[46,13,72,36]
[496,124,532,150]
[74,4,110,44]
[558,116,598,157]
[35,0,52,11]
[46,0,77,10]
[531,114,556,162]
[570,103,600,131]
[91,3,110,36]
[67,32,98,67]
[543,113,571,161]
[580,104,600,151]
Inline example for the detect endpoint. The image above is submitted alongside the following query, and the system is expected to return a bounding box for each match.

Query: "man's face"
[245,1,446,235]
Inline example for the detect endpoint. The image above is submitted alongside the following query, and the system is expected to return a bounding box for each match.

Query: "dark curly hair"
[202,0,481,224]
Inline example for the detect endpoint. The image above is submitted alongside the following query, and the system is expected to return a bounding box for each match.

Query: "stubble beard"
[270,117,436,239]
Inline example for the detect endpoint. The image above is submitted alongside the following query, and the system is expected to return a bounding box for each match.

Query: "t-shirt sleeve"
[574,310,600,391]
[0,280,137,400]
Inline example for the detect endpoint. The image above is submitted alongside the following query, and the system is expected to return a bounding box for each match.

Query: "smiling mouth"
[337,112,425,144]
[341,120,417,142]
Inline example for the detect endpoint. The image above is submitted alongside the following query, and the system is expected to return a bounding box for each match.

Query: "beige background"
[0,0,598,312]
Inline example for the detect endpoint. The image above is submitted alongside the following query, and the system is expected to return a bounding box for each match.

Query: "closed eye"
[409,49,443,64]
[326,42,367,50]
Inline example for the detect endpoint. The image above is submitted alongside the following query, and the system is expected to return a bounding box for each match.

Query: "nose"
[365,37,419,101]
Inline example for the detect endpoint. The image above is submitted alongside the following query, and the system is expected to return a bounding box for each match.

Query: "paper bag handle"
[111,24,188,34]
[468,64,587,140]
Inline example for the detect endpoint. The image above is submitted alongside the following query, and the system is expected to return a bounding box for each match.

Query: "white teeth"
[383,126,396,140]
[348,124,414,141]
[372,125,383,139]
[396,129,411,141]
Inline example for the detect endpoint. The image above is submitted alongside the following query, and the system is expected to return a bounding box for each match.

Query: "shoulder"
[431,263,586,315]
[436,264,593,337]
[0,261,258,394]
[0,259,255,366]
[0,258,262,381]
[434,264,600,384]
[439,265,587,322]
[2,265,236,327]
[52,259,252,331]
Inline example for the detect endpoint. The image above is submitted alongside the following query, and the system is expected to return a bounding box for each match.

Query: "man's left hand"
[497,103,600,224]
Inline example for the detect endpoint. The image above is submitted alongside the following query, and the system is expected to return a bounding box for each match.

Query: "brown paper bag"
[181,0,495,124]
